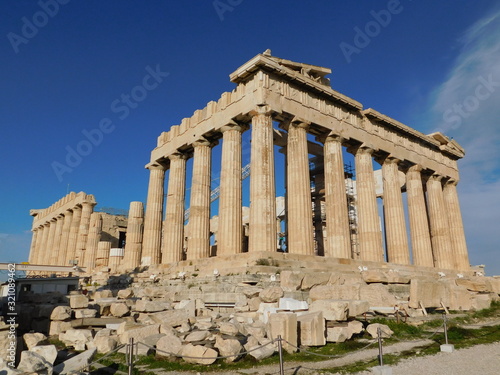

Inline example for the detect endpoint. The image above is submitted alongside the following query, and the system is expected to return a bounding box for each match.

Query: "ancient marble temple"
[29,51,470,272]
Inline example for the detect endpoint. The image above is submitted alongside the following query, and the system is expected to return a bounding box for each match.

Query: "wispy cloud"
[426,6,500,275]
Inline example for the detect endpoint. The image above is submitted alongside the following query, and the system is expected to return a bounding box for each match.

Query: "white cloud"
[426,6,500,275]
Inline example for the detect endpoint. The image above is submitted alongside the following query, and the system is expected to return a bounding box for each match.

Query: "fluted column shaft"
[65,206,82,266]
[286,121,314,255]
[83,212,103,271]
[218,125,243,256]
[58,210,73,265]
[96,241,111,267]
[142,164,166,265]
[353,146,384,262]
[406,165,434,267]
[123,201,145,269]
[45,219,58,265]
[36,223,50,265]
[28,228,39,264]
[426,174,454,269]
[75,202,95,266]
[323,135,351,258]
[50,215,65,265]
[162,154,187,263]
[249,108,277,252]
[32,226,44,264]
[382,157,410,264]
[443,180,470,270]
[187,140,213,260]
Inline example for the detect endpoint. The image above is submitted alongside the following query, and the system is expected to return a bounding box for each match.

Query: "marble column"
[50,214,65,266]
[352,146,384,262]
[37,222,50,265]
[218,124,243,256]
[28,228,39,264]
[75,202,95,266]
[162,153,187,263]
[96,241,111,268]
[123,201,145,269]
[249,108,277,252]
[286,121,314,255]
[141,163,166,266]
[45,219,58,265]
[426,174,454,269]
[57,210,73,265]
[31,226,43,264]
[381,157,410,265]
[65,206,82,266]
[406,165,434,267]
[323,135,351,259]
[83,212,103,271]
[187,139,213,260]
[443,179,470,270]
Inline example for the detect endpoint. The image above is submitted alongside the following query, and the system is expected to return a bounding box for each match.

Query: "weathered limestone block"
[456,278,491,292]
[53,347,96,375]
[50,306,72,321]
[361,270,388,284]
[60,329,93,351]
[215,336,242,363]
[259,286,284,303]
[156,332,183,357]
[31,345,58,364]
[360,284,398,307]
[409,279,448,308]
[17,351,53,375]
[110,303,130,317]
[301,272,331,290]
[118,323,160,344]
[93,290,114,299]
[346,300,370,317]
[278,298,308,311]
[240,286,263,298]
[471,294,493,310]
[70,295,89,309]
[184,330,210,342]
[175,300,196,317]
[326,325,352,343]
[280,271,305,291]
[490,277,500,294]
[386,271,411,284]
[445,285,473,310]
[248,296,262,311]
[94,336,118,354]
[268,313,297,353]
[244,322,267,339]
[218,322,239,336]
[150,310,190,327]
[0,358,22,375]
[135,300,171,313]
[23,333,48,350]
[348,320,364,335]
[309,300,348,321]
[181,344,217,365]
[49,321,72,336]
[309,284,361,301]
[366,323,393,338]
[297,311,325,346]
[245,336,275,360]
[74,308,98,318]
[117,288,134,299]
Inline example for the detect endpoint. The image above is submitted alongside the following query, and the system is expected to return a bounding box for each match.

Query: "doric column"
[323,135,351,259]
[426,174,454,269]
[162,153,187,263]
[187,139,213,260]
[65,206,82,266]
[443,179,470,270]
[218,124,244,256]
[249,107,277,252]
[75,201,95,266]
[31,226,43,264]
[96,241,111,268]
[36,222,50,265]
[381,156,410,265]
[57,210,73,265]
[122,201,145,269]
[45,219,58,265]
[406,165,434,267]
[286,120,314,255]
[28,228,38,264]
[141,163,166,266]
[83,212,103,271]
[50,214,65,266]
[352,146,384,262]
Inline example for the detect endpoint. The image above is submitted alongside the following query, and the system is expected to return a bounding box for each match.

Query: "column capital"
[347,143,375,155]
[220,122,244,134]
[56,214,65,220]
[290,116,311,128]
[321,133,346,144]
[193,137,218,148]
[249,105,272,117]
[444,178,458,186]
[146,162,166,171]
[167,151,187,161]
[406,164,423,173]
[428,173,444,183]
[381,155,402,165]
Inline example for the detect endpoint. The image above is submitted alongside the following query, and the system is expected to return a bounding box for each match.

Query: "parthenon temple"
[28,51,471,273]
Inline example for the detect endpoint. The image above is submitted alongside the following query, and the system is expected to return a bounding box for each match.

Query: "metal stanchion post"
[443,314,449,345]
[377,327,384,366]
[277,335,285,375]
[128,337,134,375]
[440,313,455,352]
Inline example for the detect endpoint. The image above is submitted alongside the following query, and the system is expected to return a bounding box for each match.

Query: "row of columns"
[141,110,469,270]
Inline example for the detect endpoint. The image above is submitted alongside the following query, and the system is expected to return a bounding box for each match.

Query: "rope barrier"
[278,338,377,359]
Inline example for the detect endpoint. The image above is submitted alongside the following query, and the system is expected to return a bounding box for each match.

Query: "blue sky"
[1,0,499,276]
